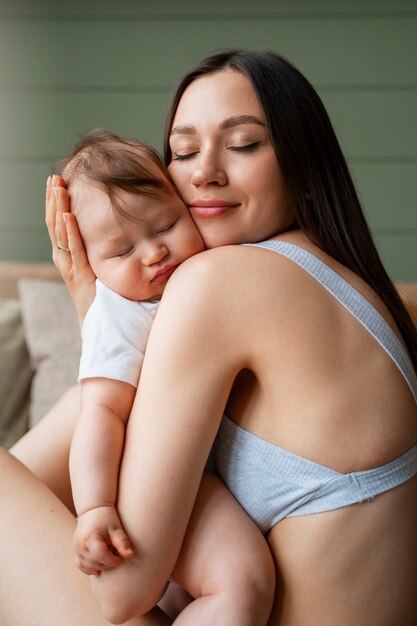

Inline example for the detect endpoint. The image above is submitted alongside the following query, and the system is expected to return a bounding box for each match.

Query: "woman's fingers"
[45,176,57,247]
[63,212,90,272]
[48,181,88,276]
[45,175,96,321]
[64,213,98,320]
[52,217,72,273]
[54,186,70,249]
[55,205,69,252]
[45,175,69,251]
[54,175,67,188]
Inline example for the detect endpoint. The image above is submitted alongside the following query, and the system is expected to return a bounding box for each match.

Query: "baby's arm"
[70,377,136,575]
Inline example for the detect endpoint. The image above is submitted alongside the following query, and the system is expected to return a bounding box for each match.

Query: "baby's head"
[55,129,204,301]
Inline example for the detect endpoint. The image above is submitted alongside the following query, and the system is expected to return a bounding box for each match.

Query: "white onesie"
[79,279,159,387]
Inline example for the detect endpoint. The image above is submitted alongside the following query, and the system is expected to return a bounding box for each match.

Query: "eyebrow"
[106,234,130,246]
[170,115,265,136]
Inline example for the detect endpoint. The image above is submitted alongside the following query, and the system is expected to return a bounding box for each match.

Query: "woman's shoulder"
[160,246,253,311]
[159,239,317,338]
[153,246,274,365]
[168,232,395,328]
[166,241,301,298]
[172,233,315,279]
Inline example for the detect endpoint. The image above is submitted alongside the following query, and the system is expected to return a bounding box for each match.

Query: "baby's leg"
[10,384,80,512]
[170,472,275,626]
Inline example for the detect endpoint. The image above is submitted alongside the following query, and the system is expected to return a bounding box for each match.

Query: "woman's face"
[167,69,294,248]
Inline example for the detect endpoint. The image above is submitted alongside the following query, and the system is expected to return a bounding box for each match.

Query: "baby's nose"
[141,242,169,266]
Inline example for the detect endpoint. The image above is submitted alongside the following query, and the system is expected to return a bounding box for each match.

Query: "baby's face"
[71,180,204,301]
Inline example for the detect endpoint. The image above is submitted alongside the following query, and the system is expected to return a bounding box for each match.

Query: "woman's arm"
[89,249,250,623]
[45,176,96,325]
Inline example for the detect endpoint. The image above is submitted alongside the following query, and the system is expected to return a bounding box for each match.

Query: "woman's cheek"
[167,163,189,200]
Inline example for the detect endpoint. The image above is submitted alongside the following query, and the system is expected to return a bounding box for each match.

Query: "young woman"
[1,50,417,626]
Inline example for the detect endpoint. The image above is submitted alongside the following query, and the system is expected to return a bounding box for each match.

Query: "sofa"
[0,261,416,450]
[0,262,82,448]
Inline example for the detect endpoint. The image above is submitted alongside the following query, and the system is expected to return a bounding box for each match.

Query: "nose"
[190,149,227,187]
[141,241,168,267]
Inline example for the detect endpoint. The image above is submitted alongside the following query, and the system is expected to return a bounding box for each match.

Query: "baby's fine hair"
[53,128,172,219]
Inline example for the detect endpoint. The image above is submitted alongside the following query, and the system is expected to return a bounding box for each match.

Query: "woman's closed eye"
[228,141,260,152]
[172,142,260,160]
[172,151,199,161]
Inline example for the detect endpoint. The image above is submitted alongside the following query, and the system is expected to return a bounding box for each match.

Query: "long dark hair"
[164,49,417,371]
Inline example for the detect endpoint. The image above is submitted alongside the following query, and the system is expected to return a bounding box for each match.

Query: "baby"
[54,128,274,624]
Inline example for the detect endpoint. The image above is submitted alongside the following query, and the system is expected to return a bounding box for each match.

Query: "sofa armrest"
[0,262,61,299]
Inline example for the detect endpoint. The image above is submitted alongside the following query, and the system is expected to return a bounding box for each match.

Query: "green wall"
[0,0,416,279]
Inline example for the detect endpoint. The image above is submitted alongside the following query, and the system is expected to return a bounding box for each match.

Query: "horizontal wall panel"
[1,1,416,18]
[350,163,417,230]
[374,233,417,281]
[0,1,414,279]
[0,163,51,228]
[322,91,417,158]
[0,92,170,158]
[0,18,415,88]
[1,162,416,232]
[0,230,52,262]
[0,91,415,159]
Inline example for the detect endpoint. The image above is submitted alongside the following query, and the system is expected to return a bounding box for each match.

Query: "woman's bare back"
[221,233,417,624]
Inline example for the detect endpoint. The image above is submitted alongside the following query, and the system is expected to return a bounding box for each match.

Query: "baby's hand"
[73,505,134,576]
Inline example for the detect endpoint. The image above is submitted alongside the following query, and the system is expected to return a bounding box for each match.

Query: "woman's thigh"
[0,449,171,626]
[10,384,81,513]
[268,475,417,626]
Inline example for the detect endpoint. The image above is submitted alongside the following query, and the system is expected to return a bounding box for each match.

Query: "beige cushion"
[0,299,32,448]
[18,279,81,427]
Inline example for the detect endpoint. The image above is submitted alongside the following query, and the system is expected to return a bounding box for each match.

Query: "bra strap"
[245,240,417,404]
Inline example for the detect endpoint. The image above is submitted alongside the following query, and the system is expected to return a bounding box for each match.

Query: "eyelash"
[229,142,260,152]
[173,152,197,161]
[116,222,177,255]
[117,247,134,258]
[172,142,260,161]
[155,220,177,234]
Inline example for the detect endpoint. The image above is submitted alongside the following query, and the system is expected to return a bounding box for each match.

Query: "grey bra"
[212,240,417,533]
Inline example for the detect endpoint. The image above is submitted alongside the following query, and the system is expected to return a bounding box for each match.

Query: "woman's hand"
[45,175,96,325]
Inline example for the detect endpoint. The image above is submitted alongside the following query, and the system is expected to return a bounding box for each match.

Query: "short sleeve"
[79,280,158,387]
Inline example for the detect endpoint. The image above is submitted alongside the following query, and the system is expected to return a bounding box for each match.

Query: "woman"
[1,50,417,625]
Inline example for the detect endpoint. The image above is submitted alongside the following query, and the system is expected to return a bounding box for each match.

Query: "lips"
[151,264,179,283]
[189,199,239,218]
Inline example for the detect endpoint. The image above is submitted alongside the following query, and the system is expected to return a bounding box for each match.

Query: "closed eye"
[155,219,178,234]
[116,246,134,257]
[228,142,260,152]
[172,151,199,161]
